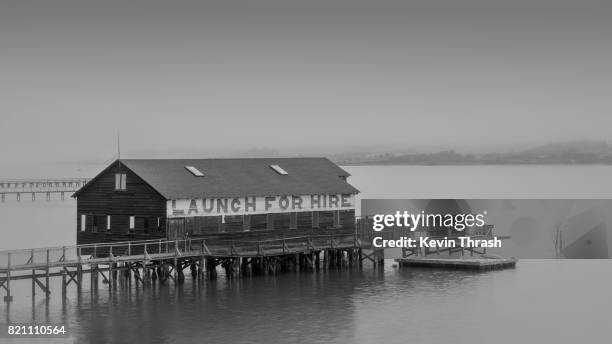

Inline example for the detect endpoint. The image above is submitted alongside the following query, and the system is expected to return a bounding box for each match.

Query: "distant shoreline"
[333,140,612,166]
[338,162,612,166]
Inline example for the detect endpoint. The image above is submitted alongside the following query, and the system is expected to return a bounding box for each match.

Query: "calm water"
[1,165,612,343]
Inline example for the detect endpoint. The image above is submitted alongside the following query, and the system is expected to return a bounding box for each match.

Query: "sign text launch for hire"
[167,194,355,217]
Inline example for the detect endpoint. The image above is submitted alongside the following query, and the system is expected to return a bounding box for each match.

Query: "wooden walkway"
[0,233,383,302]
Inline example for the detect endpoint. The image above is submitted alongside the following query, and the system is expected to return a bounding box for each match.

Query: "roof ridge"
[80,158,359,199]
[120,157,330,161]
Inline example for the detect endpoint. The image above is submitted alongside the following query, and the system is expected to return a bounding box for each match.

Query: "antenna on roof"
[117,132,121,160]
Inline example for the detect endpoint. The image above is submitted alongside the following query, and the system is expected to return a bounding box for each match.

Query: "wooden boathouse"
[2,158,387,302]
[73,158,359,246]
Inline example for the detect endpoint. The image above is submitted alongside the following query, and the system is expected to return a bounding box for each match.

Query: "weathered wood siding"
[76,161,167,245]
[165,209,356,241]
[76,160,357,247]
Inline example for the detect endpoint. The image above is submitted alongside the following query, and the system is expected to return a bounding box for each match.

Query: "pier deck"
[396,256,517,270]
[0,234,361,273]
[0,232,382,302]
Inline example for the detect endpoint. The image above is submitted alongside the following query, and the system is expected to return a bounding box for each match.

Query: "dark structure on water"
[74,158,359,245]
[1,158,387,303]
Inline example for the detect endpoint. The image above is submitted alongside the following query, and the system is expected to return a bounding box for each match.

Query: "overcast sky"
[1,0,611,167]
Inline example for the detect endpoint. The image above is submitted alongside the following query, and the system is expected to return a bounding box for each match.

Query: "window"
[270,164,288,175]
[129,216,135,230]
[312,212,319,228]
[219,215,226,232]
[185,166,204,177]
[333,210,340,227]
[106,215,111,231]
[80,214,86,232]
[92,216,98,232]
[243,215,251,231]
[115,173,127,190]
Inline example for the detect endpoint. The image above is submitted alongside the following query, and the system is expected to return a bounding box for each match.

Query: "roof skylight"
[270,164,288,175]
[185,166,204,177]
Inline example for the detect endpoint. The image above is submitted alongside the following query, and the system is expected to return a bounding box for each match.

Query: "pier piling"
[0,231,389,301]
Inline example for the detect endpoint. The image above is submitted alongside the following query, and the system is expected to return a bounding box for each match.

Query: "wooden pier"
[0,232,383,302]
[0,178,88,202]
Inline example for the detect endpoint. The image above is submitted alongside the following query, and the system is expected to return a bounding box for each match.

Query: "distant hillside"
[335,140,612,165]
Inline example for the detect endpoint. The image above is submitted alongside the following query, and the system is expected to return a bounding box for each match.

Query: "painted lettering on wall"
[167,194,355,217]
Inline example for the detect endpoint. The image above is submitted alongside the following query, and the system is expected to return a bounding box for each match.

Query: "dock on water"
[0,233,384,303]
[0,158,380,303]
[396,256,517,271]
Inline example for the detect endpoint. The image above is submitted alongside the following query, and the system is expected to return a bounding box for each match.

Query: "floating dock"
[396,256,517,271]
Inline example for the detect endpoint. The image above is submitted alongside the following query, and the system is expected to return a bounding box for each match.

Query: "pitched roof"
[114,158,358,199]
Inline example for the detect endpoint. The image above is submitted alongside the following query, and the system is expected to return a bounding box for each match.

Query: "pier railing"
[0,178,88,202]
[0,218,500,271]
[0,232,364,272]
[0,178,88,193]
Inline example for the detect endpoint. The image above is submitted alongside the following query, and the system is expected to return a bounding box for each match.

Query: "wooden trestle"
[0,233,384,302]
[0,178,88,202]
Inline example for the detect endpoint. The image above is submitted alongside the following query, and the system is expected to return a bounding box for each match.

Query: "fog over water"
[2,0,612,167]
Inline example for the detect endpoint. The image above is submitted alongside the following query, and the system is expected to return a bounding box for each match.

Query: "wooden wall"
[76,161,167,245]
[76,162,357,247]
[166,209,356,240]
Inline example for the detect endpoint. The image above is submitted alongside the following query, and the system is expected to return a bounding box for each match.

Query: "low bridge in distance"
[0,178,88,202]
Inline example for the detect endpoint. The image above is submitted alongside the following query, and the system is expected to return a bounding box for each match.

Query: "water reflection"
[72,271,362,344]
[2,261,612,344]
